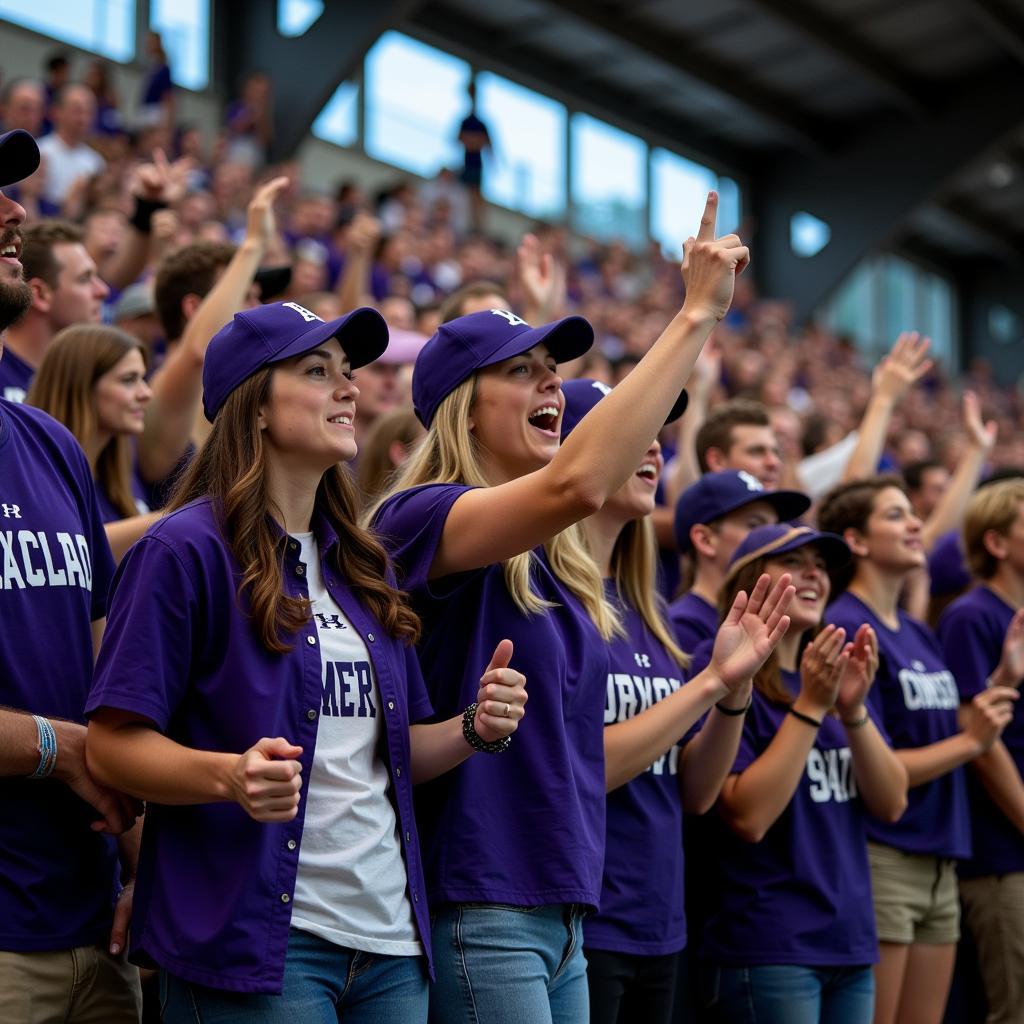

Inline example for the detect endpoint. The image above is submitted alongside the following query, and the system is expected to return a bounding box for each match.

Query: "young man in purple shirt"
[0,128,141,1023]
[668,469,809,653]
[937,479,1024,1023]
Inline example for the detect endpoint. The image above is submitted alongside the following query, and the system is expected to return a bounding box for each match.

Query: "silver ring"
[503,703,511,718]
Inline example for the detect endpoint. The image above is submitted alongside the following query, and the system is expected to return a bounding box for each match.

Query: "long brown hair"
[356,407,424,505]
[168,368,420,654]
[28,324,144,520]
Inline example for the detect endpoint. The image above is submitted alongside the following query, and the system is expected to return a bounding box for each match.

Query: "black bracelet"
[129,196,167,235]
[462,702,511,754]
[787,705,822,729]
[841,711,869,729]
[715,694,752,716]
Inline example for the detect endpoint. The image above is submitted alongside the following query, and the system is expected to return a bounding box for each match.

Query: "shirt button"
[414,893,420,903]
[289,541,298,551]
[287,839,297,850]
[395,766,402,778]
[387,701,395,711]
[367,633,375,642]
[306,635,316,646]
[296,565,305,576]
[307,708,317,720]
[405,830,411,843]
[280,893,290,903]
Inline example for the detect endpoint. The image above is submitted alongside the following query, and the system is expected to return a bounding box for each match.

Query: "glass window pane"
[883,256,916,344]
[312,80,359,148]
[150,0,209,89]
[477,71,566,219]
[364,32,468,178]
[570,113,646,246]
[0,0,134,62]
[277,0,323,37]
[650,149,739,256]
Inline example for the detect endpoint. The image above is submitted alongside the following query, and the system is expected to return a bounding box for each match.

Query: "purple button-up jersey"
[86,497,434,993]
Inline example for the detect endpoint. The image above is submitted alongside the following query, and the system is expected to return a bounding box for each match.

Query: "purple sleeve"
[404,645,434,723]
[372,484,473,590]
[86,536,197,730]
[938,607,993,700]
[729,706,764,774]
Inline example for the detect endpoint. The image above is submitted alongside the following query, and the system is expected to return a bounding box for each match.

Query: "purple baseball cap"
[202,300,388,420]
[559,378,689,441]
[674,470,811,551]
[0,130,40,188]
[727,523,851,577]
[412,308,593,427]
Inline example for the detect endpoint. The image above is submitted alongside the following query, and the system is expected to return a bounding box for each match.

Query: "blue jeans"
[430,903,589,1024]
[160,927,428,1023]
[701,963,875,1024]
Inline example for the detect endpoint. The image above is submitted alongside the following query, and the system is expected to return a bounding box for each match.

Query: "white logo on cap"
[490,308,528,327]
[738,470,764,492]
[282,302,323,323]
[590,381,612,397]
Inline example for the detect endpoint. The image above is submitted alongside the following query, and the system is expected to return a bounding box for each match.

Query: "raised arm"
[335,212,381,314]
[841,332,933,484]
[517,233,566,325]
[432,192,749,578]
[137,175,288,482]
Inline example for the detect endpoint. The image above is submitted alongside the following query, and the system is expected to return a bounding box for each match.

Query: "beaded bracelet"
[462,702,512,754]
[841,711,870,729]
[29,715,57,779]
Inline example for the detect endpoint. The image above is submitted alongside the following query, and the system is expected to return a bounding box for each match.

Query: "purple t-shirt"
[0,399,117,952]
[668,590,719,657]
[86,499,434,993]
[827,591,970,859]
[584,587,693,956]
[702,670,879,967]
[94,469,151,524]
[938,585,1024,877]
[0,348,33,403]
[373,483,609,909]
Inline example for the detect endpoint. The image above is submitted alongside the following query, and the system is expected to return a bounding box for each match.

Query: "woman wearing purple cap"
[84,302,527,1022]
[557,381,795,1024]
[371,194,750,1024]
[696,523,907,1024]
[819,478,1017,1024]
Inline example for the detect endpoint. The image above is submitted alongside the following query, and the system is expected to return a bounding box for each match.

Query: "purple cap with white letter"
[559,378,689,440]
[726,522,851,577]
[412,308,593,427]
[202,300,388,420]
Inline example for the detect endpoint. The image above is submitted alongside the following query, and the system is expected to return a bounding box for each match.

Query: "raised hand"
[962,389,998,453]
[709,573,795,692]
[963,686,1018,753]
[347,211,382,257]
[517,232,564,320]
[474,639,527,743]
[992,607,1024,689]
[245,175,290,250]
[680,191,750,323]
[133,148,193,206]
[871,332,933,404]
[835,623,879,718]
[797,625,849,716]
[228,736,303,822]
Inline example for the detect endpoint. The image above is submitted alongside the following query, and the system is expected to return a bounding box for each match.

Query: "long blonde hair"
[606,517,690,667]
[372,375,619,640]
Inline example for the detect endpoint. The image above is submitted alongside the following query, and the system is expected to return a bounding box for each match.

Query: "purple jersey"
[702,670,878,967]
[94,468,151,524]
[0,399,116,951]
[584,587,693,956]
[87,498,434,993]
[828,591,971,859]
[938,585,1024,877]
[668,590,719,656]
[373,483,609,909]
[0,348,33,403]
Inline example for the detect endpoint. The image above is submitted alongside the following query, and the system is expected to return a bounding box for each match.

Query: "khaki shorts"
[0,942,141,1023]
[867,841,960,945]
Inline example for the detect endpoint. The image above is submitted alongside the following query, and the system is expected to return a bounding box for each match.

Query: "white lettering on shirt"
[897,660,958,710]
[0,530,92,591]
[806,747,857,803]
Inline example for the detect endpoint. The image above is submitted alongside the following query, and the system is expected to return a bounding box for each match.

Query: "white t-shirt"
[290,533,422,956]
[37,134,105,206]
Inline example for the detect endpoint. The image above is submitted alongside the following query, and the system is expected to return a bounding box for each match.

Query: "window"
[0,0,134,62]
[277,0,323,37]
[650,148,739,256]
[150,0,209,90]
[570,113,646,246]
[790,211,831,258]
[476,71,567,219]
[364,32,468,178]
[312,80,359,149]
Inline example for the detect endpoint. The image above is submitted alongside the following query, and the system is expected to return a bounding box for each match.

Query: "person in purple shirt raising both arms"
[669,469,809,654]
[370,192,749,1024]
[936,480,1024,1024]
[559,380,795,1024]
[697,524,907,1024]
[84,301,527,1023]
[819,477,1017,1024]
